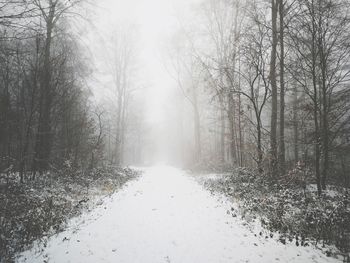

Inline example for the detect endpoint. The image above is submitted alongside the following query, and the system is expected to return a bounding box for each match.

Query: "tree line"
[0,0,105,182]
[172,0,350,194]
[0,1,145,184]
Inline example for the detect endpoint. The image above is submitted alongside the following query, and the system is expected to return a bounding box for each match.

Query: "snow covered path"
[18,166,340,263]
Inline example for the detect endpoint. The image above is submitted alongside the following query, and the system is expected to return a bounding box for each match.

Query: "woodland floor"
[15,166,344,263]
[0,166,138,262]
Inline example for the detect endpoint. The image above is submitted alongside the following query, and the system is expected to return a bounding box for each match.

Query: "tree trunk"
[292,86,299,162]
[321,107,329,190]
[278,0,286,175]
[115,92,123,166]
[120,94,128,166]
[33,3,55,174]
[311,4,322,195]
[193,88,201,163]
[228,94,236,164]
[237,54,244,167]
[313,91,322,196]
[257,117,263,174]
[226,0,240,166]
[270,0,279,178]
[219,96,225,163]
[318,19,329,190]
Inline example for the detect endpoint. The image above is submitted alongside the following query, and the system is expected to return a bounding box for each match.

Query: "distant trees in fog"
[0,1,150,180]
[174,0,350,193]
[0,0,103,181]
[103,25,141,166]
[1,0,350,192]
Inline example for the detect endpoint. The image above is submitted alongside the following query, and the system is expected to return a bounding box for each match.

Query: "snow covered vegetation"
[196,167,350,261]
[14,166,346,263]
[1,0,350,262]
[0,167,139,262]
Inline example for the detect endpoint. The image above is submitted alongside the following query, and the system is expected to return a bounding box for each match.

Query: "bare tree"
[31,0,84,175]
[269,0,279,178]
[168,34,203,163]
[104,25,138,166]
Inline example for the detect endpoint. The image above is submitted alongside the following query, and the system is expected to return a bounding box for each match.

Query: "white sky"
[74,0,202,164]
[86,0,198,124]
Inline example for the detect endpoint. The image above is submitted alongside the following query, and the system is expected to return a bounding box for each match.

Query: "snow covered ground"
[17,166,341,263]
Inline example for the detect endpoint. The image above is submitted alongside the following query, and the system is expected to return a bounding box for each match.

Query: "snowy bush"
[200,167,350,259]
[0,166,139,262]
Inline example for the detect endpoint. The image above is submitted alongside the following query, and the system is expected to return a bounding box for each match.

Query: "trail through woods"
[18,166,340,263]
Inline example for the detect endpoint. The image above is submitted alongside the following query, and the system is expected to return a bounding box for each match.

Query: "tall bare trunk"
[219,96,225,163]
[318,13,329,190]
[237,53,244,167]
[228,95,236,163]
[311,1,322,195]
[227,0,240,165]
[270,0,279,177]
[193,88,201,163]
[33,2,56,174]
[313,82,322,196]
[115,92,123,166]
[278,0,285,175]
[120,104,126,166]
[292,86,299,162]
[256,109,263,174]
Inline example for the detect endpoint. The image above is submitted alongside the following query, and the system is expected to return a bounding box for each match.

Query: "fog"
[80,0,201,166]
[1,0,350,261]
[2,0,349,174]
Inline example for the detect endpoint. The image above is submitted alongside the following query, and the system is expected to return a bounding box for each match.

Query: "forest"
[0,0,350,262]
[169,0,350,189]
